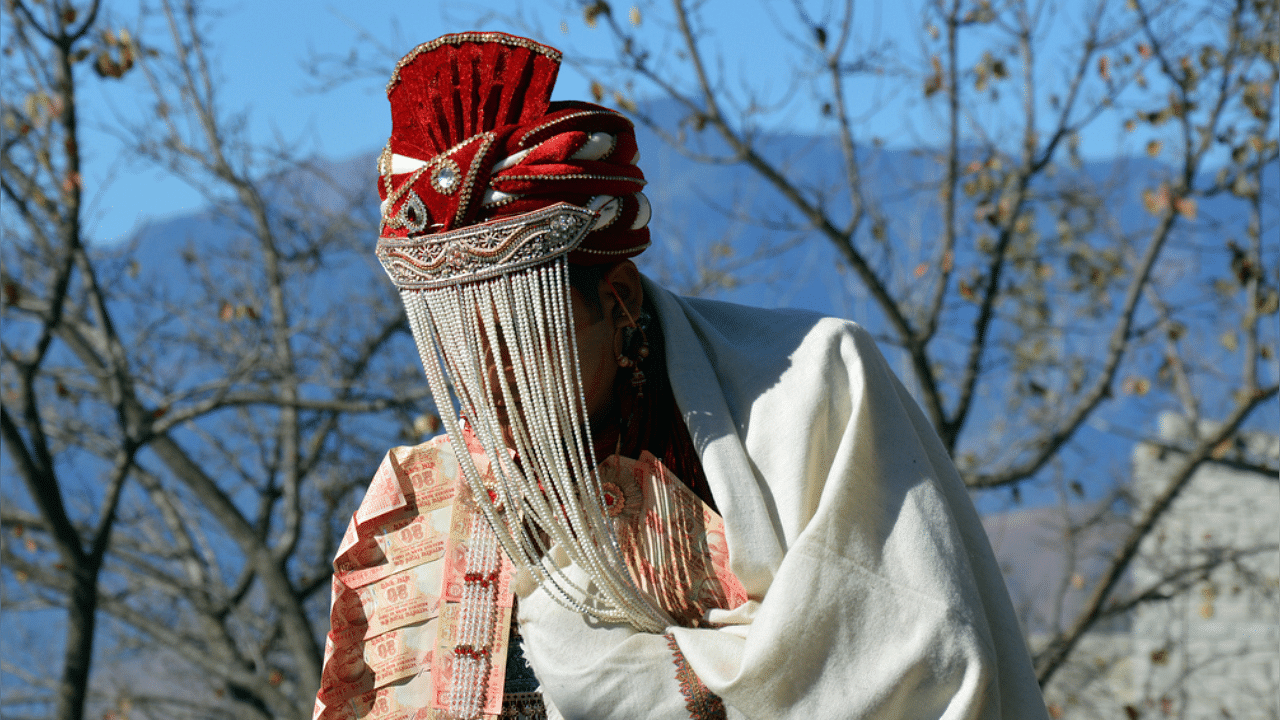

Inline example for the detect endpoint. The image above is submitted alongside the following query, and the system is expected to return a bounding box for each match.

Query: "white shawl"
[516,279,1049,719]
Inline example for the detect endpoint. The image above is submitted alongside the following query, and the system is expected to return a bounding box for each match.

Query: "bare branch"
[1035,383,1279,684]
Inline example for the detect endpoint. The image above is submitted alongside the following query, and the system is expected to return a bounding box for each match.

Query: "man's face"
[481,281,619,448]
[569,284,621,431]
[480,261,642,448]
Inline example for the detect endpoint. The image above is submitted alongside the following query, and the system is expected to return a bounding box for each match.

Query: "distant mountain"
[128,105,1276,327]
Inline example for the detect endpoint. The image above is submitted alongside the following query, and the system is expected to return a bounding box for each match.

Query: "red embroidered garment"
[314,438,744,720]
[313,437,515,720]
[313,430,747,717]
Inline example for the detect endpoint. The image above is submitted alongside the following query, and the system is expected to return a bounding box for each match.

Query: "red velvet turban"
[377,32,651,265]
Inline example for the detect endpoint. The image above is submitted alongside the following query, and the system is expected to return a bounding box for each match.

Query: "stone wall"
[1033,415,1278,720]
[1126,416,1279,720]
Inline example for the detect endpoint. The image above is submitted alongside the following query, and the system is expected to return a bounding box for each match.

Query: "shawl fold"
[515,279,1049,720]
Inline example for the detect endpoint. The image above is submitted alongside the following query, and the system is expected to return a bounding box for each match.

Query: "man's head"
[372,33,670,632]
[373,31,655,448]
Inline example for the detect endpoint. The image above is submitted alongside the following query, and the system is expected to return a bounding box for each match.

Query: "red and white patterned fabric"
[312,436,516,720]
[313,432,745,720]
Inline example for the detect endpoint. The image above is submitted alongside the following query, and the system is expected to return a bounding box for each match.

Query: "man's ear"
[601,261,644,329]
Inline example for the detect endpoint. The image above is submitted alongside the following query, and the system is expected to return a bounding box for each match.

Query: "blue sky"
[76,0,1132,244]
[81,0,823,243]
[69,0,1236,248]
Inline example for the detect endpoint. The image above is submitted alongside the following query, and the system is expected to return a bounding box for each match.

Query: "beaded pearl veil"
[380,204,672,634]
[374,32,670,637]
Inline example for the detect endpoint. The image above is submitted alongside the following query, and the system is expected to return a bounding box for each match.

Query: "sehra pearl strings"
[400,257,670,635]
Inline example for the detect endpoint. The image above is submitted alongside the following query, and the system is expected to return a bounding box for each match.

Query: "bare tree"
[2,5,116,719]
[4,0,1276,718]
[543,0,1278,705]
[2,1,431,718]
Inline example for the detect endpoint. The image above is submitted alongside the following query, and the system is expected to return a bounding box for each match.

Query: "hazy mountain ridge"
[127,125,1274,316]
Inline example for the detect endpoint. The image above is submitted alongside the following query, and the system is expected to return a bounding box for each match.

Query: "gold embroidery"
[380,162,434,229]
[576,242,652,255]
[518,110,626,147]
[379,132,498,233]
[453,132,496,226]
[387,33,562,95]
[378,143,393,191]
[480,193,521,209]
[495,173,647,186]
[377,204,595,289]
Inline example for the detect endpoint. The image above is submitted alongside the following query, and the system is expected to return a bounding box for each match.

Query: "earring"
[616,323,649,397]
[608,282,650,398]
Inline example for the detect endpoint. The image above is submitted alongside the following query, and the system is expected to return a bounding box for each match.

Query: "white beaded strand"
[527,264,648,621]
[401,263,670,632]
[448,511,501,719]
[500,269,603,608]
[546,263,666,626]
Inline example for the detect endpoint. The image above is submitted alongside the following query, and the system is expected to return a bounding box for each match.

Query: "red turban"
[377,32,651,265]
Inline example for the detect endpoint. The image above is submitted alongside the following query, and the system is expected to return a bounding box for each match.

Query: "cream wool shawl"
[516,279,1050,720]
